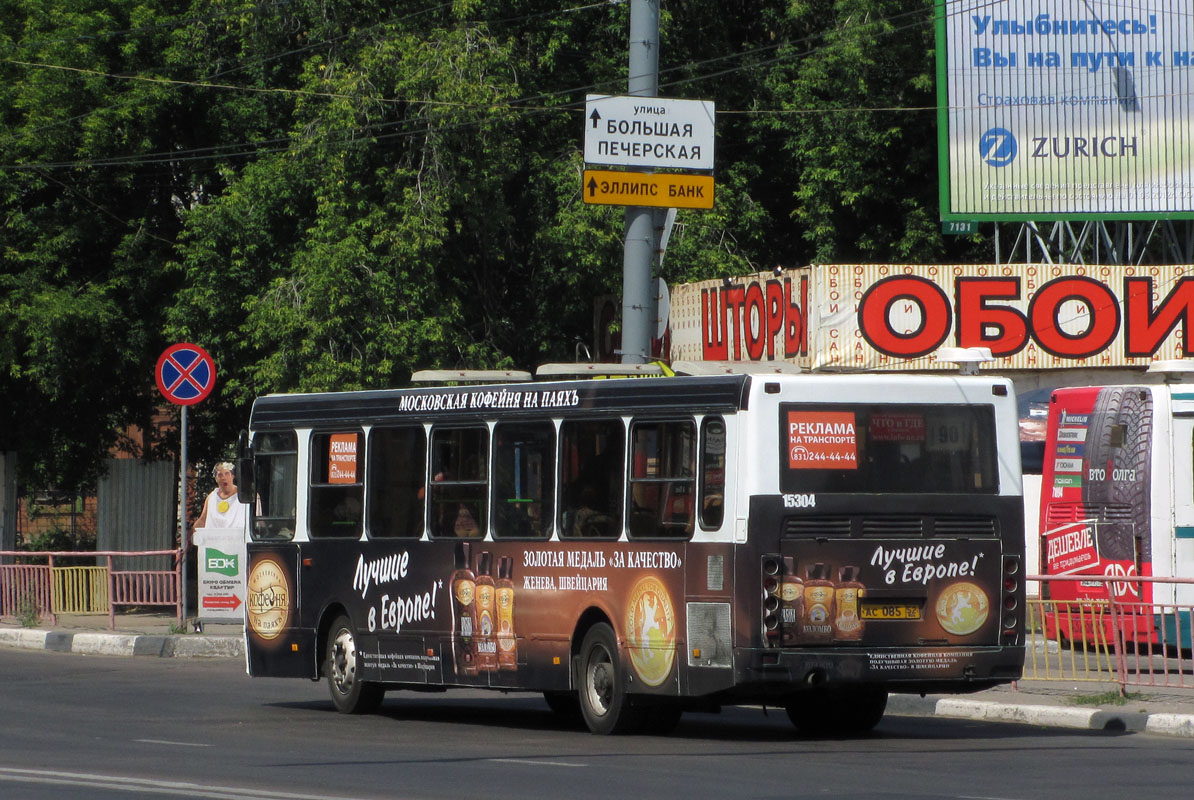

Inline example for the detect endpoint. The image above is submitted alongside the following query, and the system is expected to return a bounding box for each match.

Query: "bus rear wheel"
[576,623,643,735]
[326,615,385,714]
[785,686,887,736]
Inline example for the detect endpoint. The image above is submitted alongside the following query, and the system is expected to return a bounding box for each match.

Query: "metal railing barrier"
[0,550,182,630]
[1028,574,1194,693]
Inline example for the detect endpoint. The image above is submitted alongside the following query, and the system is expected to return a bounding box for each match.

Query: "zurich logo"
[979,128,1017,167]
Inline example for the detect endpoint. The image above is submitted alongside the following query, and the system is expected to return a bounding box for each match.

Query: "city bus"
[238,369,1026,735]
[1039,376,1194,648]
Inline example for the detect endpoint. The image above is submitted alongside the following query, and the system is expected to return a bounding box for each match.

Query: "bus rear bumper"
[731,646,1024,696]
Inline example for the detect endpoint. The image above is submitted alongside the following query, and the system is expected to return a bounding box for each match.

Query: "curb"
[888,693,1194,739]
[933,697,1146,732]
[0,628,243,658]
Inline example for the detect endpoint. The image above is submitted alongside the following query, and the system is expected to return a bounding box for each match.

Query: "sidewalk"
[0,612,244,659]
[3,612,1194,738]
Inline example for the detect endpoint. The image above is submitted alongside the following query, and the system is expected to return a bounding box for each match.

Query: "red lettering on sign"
[955,277,1029,356]
[725,286,746,359]
[701,278,808,362]
[744,282,766,360]
[765,279,784,358]
[1124,276,1194,357]
[857,276,951,357]
[1028,277,1119,358]
[785,275,808,357]
[701,287,729,359]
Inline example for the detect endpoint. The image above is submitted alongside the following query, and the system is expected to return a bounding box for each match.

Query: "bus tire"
[576,623,643,735]
[785,686,887,736]
[543,690,582,723]
[639,702,683,736]
[326,615,385,714]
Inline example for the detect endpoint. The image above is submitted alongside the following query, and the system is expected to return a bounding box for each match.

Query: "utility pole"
[620,0,660,364]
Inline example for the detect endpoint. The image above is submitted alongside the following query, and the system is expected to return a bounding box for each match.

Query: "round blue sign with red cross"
[156,343,216,406]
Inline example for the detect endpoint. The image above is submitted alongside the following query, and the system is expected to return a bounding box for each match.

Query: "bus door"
[1169,405,1194,637]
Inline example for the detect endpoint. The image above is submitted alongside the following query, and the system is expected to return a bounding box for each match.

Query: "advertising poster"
[937,0,1194,219]
[1042,386,1153,604]
[193,527,247,623]
[245,537,1008,687]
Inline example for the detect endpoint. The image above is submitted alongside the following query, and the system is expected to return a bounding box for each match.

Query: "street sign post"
[584,94,715,171]
[156,342,217,630]
[583,169,714,210]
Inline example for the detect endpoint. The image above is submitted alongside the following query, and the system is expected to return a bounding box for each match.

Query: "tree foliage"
[1,0,980,491]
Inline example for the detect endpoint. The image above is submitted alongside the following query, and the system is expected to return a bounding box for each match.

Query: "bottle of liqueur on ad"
[496,556,517,671]
[801,562,835,643]
[833,565,865,641]
[451,542,478,675]
[779,556,803,646]
[474,551,498,672]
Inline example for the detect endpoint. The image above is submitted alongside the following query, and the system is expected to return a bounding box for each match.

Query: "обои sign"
[667,264,1194,371]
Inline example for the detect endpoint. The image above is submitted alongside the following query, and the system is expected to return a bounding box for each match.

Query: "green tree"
[3,0,974,490]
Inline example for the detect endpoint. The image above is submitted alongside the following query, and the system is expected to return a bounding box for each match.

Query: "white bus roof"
[410,369,533,383]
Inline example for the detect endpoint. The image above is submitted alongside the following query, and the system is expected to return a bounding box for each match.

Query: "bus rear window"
[778,403,998,494]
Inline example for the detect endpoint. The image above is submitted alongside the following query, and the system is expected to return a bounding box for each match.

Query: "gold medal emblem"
[625,576,676,687]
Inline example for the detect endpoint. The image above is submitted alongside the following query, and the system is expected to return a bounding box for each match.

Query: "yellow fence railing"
[50,566,110,615]
[1025,598,1119,682]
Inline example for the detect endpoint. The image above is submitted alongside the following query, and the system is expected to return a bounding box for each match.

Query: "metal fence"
[1027,574,1194,693]
[0,550,182,629]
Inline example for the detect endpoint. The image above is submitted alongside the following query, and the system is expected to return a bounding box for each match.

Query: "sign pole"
[155,342,216,630]
[621,0,660,365]
[180,403,188,627]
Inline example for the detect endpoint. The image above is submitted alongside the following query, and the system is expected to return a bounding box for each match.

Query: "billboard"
[668,264,1194,371]
[936,0,1194,220]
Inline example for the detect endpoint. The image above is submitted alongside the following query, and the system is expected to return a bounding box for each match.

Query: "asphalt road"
[2,648,1192,800]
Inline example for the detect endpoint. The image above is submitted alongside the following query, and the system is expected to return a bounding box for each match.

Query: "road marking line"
[0,767,369,799]
[136,739,213,747]
[489,758,587,768]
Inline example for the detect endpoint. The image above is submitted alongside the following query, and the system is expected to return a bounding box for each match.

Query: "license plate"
[860,603,921,620]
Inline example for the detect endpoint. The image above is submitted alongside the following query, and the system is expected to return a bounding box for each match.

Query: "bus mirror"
[237,456,254,504]
[236,430,254,504]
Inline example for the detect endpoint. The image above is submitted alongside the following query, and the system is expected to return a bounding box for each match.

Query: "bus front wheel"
[577,623,643,735]
[326,615,385,714]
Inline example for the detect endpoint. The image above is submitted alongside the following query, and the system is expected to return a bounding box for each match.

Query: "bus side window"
[309,431,364,538]
[429,427,488,539]
[559,419,624,539]
[628,419,696,539]
[700,417,726,529]
[492,422,554,539]
[251,431,297,541]
[367,427,426,538]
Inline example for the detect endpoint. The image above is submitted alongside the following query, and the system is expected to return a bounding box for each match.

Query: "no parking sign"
[156,343,216,405]
[156,342,218,627]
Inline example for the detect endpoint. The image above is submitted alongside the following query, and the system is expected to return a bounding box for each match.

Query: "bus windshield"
[779,403,998,494]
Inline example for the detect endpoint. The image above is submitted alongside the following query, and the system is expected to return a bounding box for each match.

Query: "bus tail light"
[1001,555,1022,642]
[762,556,782,646]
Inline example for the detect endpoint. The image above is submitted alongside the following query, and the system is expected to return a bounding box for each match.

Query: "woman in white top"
[194,462,247,530]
